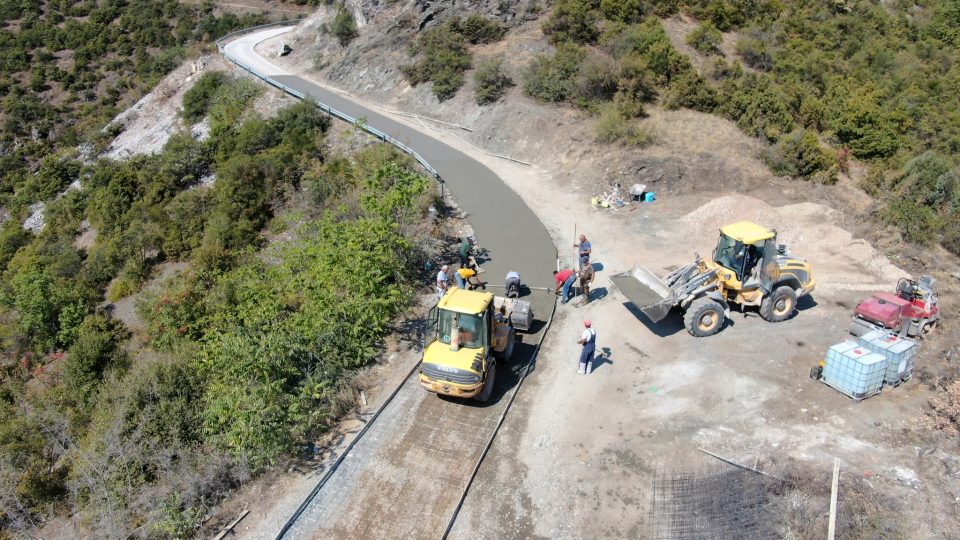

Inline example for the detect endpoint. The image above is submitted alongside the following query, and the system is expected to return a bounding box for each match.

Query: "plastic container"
[820,341,885,400]
[644,192,656,202]
[858,330,917,387]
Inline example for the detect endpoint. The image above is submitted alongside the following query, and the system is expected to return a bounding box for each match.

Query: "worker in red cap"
[577,320,596,374]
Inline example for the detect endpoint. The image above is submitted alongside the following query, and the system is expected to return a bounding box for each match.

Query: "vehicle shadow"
[437,338,537,408]
[622,301,689,337]
[798,294,818,312]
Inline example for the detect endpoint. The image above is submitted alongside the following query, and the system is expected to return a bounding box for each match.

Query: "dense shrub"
[661,70,717,112]
[181,71,229,123]
[522,43,585,102]
[453,13,506,44]
[402,23,471,101]
[717,73,793,141]
[474,56,513,105]
[542,0,601,44]
[761,129,836,181]
[594,104,656,146]
[329,5,359,46]
[736,32,774,71]
[686,21,723,55]
[600,0,644,23]
[826,82,902,159]
[573,52,620,106]
[62,316,128,410]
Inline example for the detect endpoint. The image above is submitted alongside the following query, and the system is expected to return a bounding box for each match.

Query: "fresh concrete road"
[223,26,559,539]
[223,27,557,289]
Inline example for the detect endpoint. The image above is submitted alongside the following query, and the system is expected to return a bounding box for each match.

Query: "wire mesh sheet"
[650,462,784,540]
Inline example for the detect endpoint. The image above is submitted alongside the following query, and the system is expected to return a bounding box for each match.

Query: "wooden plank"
[212,509,250,540]
[828,458,840,540]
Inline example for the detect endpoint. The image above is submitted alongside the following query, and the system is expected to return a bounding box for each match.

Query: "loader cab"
[713,222,778,289]
[429,290,493,353]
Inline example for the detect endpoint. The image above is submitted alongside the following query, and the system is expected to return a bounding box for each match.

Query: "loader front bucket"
[611,266,677,323]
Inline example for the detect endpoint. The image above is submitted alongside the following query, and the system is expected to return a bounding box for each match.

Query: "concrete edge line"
[274,357,424,540]
[441,294,559,539]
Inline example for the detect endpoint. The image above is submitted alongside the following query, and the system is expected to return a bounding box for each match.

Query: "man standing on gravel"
[577,320,596,374]
[437,265,449,299]
[574,234,592,268]
[578,262,596,304]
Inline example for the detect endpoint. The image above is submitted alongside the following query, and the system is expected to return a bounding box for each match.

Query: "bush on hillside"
[717,73,794,140]
[181,71,228,123]
[884,199,940,245]
[453,14,506,44]
[329,5,359,46]
[573,51,620,107]
[761,129,836,181]
[736,33,774,71]
[402,23,471,101]
[542,0,601,44]
[661,70,717,112]
[594,104,656,146]
[826,83,903,159]
[686,21,723,55]
[600,0,644,23]
[613,54,658,117]
[474,56,513,105]
[522,43,585,102]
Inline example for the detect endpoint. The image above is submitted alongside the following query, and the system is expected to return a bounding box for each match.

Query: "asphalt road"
[222,26,559,539]
[223,28,557,289]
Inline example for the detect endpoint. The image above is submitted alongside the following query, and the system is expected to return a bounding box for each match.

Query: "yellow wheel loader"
[418,289,531,402]
[612,221,815,337]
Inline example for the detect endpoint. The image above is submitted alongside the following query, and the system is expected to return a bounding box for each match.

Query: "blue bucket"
[643,192,656,202]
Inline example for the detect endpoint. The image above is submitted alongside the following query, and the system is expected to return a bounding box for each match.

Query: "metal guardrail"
[217,23,440,179]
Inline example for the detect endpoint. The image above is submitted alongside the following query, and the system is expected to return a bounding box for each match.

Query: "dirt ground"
[212,7,960,538]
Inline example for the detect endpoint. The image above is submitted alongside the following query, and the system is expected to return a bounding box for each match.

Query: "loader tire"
[760,286,797,323]
[477,362,496,403]
[496,329,516,361]
[684,298,725,337]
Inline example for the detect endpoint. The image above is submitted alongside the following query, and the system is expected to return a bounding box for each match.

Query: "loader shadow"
[437,338,538,408]
[797,295,818,312]
[622,302,689,337]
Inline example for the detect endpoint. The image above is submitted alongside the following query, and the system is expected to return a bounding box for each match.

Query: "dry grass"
[772,463,907,540]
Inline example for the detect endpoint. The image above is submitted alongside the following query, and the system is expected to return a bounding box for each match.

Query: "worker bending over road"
[554,268,577,305]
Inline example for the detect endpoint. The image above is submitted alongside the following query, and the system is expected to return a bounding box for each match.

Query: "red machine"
[850,276,940,338]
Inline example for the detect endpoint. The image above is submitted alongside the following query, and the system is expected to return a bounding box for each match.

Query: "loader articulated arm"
[611,258,719,323]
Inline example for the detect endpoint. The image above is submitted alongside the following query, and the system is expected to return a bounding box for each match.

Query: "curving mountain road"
[223,27,557,289]
[223,26,558,539]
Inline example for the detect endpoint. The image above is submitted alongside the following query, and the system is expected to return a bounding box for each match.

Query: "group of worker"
[435,236,486,299]
[553,234,596,305]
